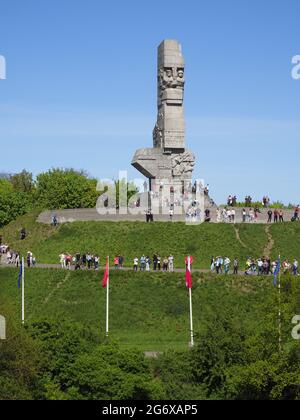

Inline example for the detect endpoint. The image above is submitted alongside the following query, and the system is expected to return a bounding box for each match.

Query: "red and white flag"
[185,256,193,289]
[102,257,109,288]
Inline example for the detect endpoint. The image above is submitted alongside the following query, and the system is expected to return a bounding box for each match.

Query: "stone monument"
[132,40,195,194]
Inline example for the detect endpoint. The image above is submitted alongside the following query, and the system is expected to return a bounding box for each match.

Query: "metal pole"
[189,287,194,348]
[22,257,25,325]
[106,257,109,337]
[278,256,282,353]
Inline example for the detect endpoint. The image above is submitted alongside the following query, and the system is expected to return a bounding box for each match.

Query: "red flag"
[102,257,109,288]
[185,256,193,289]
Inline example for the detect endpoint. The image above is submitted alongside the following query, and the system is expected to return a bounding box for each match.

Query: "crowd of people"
[0,245,36,268]
[133,254,175,272]
[210,256,299,276]
[59,252,103,270]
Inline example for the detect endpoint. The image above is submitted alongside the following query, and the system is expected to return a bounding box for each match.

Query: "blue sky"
[0,0,299,204]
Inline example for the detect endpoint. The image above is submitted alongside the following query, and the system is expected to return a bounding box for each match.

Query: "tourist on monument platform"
[242,208,246,223]
[254,206,260,221]
[293,205,300,221]
[133,257,139,272]
[267,209,273,223]
[169,207,174,221]
[82,253,87,267]
[274,209,279,223]
[279,209,284,223]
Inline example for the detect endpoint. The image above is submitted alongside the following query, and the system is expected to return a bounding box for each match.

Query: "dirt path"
[233,226,247,249]
[263,225,274,257]
[43,271,71,305]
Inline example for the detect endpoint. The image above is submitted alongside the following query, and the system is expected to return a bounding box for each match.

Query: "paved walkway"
[37,207,295,224]
[0,261,267,277]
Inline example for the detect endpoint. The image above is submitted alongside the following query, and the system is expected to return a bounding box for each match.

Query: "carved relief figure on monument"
[153,123,163,148]
[176,68,185,89]
[171,151,195,177]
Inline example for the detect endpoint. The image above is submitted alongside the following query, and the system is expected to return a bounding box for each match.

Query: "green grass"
[1,267,297,352]
[1,212,300,268]
[0,212,269,268]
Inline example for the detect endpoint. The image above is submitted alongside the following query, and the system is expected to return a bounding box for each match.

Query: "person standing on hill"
[114,256,119,269]
[157,254,161,271]
[233,258,239,275]
[133,257,139,272]
[119,255,124,269]
[168,255,174,272]
[224,257,231,274]
[140,255,146,271]
[279,210,284,222]
[267,209,273,223]
[292,260,299,276]
[153,254,158,271]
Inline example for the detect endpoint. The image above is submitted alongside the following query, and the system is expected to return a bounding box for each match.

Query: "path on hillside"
[233,226,247,249]
[37,207,295,225]
[263,225,274,257]
[0,262,262,277]
[43,271,71,305]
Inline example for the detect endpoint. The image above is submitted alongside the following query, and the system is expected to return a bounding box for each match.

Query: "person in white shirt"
[133,257,139,272]
[168,255,174,272]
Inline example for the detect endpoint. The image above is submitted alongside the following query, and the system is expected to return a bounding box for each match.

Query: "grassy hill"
[1,212,300,268]
[1,267,299,352]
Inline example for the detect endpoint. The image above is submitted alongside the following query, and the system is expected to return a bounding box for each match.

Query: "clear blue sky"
[0,0,299,204]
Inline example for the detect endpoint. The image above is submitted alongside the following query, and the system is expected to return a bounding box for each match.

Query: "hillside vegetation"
[1,212,300,267]
[1,268,300,400]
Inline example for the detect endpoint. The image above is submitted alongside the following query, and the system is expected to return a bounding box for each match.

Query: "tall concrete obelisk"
[132,40,195,191]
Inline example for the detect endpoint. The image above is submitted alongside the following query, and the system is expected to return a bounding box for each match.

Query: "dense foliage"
[1,268,300,400]
[0,169,138,227]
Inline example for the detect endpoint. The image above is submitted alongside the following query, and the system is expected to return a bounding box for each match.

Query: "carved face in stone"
[177,69,184,79]
[166,69,173,78]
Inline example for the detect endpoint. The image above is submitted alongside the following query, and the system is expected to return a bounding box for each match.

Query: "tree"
[35,169,99,209]
[10,170,34,194]
[0,191,31,227]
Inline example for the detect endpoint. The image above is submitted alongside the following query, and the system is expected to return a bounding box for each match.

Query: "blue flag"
[18,263,23,289]
[273,257,281,287]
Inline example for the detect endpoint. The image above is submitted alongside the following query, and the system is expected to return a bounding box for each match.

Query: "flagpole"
[22,257,25,325]
[189,287,194,348]
[106,256,109,337]
[278,254,282,353]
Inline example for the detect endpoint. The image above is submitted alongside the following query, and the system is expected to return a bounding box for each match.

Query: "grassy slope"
[0,212,299,267]
[0,212,268,268]
[1,268,299,352]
